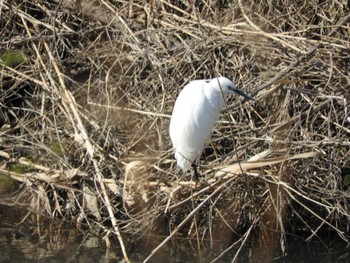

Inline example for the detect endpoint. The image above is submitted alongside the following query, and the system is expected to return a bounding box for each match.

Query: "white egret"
[169,76,253,174]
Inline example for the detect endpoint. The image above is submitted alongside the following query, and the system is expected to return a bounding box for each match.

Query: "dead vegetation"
[1,0,350,262]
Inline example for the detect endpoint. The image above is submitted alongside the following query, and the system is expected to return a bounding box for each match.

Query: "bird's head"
[211,77,254,101]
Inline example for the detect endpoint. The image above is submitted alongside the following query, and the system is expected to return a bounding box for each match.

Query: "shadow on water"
[0,197,350,263]
[0,205,349,263]
[2,165,349,263]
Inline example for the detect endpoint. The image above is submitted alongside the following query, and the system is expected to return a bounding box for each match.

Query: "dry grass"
[1,0,350,262]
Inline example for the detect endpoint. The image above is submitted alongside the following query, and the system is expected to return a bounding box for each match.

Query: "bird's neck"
[204,86,226,110]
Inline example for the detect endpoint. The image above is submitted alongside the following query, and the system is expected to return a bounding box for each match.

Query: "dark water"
[1,225,349,263]
[0,205,349,263]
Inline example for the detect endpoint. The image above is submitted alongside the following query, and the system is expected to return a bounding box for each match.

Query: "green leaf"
[9,164,26,174]
[50,141,68,156]
[343,174,350,186]
[0,174,15,193]
[1,50,27,68]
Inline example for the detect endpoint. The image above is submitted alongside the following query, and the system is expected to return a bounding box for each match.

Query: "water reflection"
[1,225,349,263]
[0,206,349,262]
[0,225,115,263]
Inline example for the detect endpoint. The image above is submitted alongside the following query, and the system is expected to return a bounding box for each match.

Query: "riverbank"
[1,1,349,262]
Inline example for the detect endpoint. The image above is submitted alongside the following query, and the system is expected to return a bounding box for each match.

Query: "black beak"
[232,88,254,101]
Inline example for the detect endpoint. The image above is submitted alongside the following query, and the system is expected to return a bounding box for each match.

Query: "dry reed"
[1,0,350,262]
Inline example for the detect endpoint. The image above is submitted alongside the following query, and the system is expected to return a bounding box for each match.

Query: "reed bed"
[1,0,350,261]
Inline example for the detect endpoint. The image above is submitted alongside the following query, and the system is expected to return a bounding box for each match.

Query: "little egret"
[169,76,253,174]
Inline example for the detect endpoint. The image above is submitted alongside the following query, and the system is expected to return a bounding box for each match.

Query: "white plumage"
[169,76,253,172]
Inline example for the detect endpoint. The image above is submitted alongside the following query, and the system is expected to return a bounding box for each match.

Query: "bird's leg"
[191,162,199,181]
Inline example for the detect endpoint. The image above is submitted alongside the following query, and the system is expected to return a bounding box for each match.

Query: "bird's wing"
[169,80,220,161]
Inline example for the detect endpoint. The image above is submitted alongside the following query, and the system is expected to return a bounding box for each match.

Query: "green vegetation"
[1,50,26,68]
